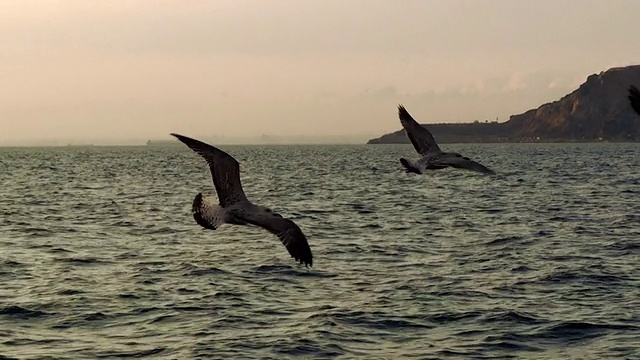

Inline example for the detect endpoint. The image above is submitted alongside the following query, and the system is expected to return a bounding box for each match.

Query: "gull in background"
[397,105,495,175]
[171,133,313,267]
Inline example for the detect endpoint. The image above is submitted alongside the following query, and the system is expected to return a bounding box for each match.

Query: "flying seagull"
[397,105,495,175]
[171,133,313,267]
[628,85,640,115]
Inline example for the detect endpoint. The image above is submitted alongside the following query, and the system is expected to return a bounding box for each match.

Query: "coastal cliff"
[368,65,640,144]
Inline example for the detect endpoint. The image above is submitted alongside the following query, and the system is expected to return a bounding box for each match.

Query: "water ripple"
[0,143,639,358]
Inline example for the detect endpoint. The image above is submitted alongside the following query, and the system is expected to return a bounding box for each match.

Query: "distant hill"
[367,65,640,144]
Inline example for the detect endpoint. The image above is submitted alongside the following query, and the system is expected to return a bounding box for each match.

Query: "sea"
[0,143,638,359]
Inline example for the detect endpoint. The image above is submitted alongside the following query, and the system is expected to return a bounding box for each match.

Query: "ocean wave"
[1,143,639,358]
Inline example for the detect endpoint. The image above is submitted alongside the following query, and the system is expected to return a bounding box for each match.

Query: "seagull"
[397,105,495,175]
[171,133,313,267]
[628,85,640,115]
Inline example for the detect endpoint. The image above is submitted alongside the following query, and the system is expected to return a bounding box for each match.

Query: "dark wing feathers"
[239,212,313,267]
[629,85,640,115]
[436,153,495,175]
[398,105,441,155]
[171,133,247,207]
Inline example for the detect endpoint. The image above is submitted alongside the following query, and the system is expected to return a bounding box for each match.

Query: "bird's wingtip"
[295,248,313,268]
[170,133,193,143]
[398,104,411,117]
[298,252,313,267]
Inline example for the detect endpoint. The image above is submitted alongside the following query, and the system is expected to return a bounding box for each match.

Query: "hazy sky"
[2,0,640,144]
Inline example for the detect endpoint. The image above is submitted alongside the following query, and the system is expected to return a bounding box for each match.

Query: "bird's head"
[260,206,282,217]
[262,206,273,213]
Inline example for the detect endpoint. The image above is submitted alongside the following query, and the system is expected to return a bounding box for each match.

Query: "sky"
[1,0,640,145]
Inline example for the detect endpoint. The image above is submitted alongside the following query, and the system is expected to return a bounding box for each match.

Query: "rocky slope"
[368,65,640,144]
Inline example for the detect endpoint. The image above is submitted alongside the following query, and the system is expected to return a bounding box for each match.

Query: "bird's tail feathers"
[400,158,421,174]
[192,193,225,230]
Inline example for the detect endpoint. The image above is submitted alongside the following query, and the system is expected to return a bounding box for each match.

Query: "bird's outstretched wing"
[171,133,248,207]
[434,153,495,175]
[628,85,640,115]
[398,105,442,155]
[237,211,313,267]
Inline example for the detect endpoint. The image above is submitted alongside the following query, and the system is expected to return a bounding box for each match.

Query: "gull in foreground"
[628,85,640,115]
[397,105,495,175]
[171,133,313,267]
